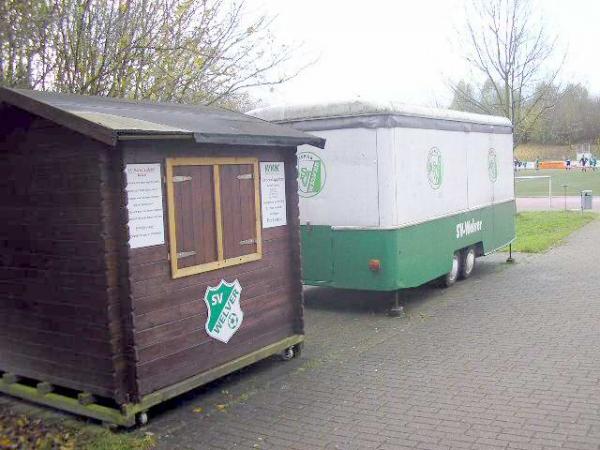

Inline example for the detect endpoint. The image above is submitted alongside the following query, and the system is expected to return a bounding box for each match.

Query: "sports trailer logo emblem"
[488,148,498,182]
[204,279,243,343]
[426,147,443,189]
[298,152,326,197]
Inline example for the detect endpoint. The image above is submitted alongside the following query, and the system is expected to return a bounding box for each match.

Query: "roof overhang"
[0,88,118,146]
[0,87,326,149]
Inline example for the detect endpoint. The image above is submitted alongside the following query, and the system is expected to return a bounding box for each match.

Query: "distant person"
[565,158,571,170]
[581,156,587,172]
[535,157,540,171]
[592,157,598,171]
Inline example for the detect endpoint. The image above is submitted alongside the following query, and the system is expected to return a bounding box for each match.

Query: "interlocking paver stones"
[1,218,595,449]
[0,219,597,449]
[144,219,600,449]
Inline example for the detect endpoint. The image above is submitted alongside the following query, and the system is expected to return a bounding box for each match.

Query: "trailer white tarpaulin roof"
[249,100,512,134]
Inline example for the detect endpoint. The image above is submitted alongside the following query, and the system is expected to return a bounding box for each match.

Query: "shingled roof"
[0,88,325,148]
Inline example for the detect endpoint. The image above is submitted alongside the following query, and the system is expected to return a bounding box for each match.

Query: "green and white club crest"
[204,279,243,343]
[426,147,443,189]
[488,148,498,182]
[298,152,326,198]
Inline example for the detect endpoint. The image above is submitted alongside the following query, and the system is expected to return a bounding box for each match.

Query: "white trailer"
[250,100,516,292]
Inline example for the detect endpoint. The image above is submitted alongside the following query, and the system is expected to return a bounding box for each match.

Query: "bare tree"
[0,0,58,90]
[0,0,304,109]
[450,0,563,145]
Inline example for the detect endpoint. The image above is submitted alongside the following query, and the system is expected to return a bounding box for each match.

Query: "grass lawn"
[0,410,155,450]
[75,426,155,450]
[507,211,597,253]
[515,169,600,197]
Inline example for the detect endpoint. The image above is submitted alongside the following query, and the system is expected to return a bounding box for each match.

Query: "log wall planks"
[0,109,131,402]
[122,141,303,398]
[1,106,304,407]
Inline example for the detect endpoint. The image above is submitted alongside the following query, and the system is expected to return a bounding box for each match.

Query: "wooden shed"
[0,88,324,426]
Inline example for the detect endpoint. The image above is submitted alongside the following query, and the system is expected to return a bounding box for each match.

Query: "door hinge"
[176,250,197,259]
[173,175,192,183]
[237,173,253,180]
[239,238,256,245]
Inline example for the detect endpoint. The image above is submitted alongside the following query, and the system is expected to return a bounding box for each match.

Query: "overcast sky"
[246,0,600,108]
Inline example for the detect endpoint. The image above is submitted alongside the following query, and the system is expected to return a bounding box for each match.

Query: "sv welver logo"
[488,148,498,182]
[426,147,443,189]
[456,219,482,239]
[204,279,244,343]
[298,152,326,198]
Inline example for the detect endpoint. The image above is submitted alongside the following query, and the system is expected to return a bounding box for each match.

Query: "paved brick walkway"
[147,218,600,449]
[4,221,599,449]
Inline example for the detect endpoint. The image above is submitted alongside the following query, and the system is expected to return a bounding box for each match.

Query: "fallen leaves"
[0,409,155,450]
[0,411,76,449]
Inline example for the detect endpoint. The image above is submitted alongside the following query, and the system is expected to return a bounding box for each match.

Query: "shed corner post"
[112,142,140,405]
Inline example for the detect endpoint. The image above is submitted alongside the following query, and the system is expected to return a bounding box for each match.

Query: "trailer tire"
[459,247,476,279]
[137,411,148,426]
[440,252,460,288]
[280,346,296,361]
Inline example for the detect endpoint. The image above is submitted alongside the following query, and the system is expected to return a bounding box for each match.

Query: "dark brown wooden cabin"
[0,88,324,426]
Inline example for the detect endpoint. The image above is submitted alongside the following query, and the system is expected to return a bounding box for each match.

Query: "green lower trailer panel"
[0,334,304,427]
[301,201,516,291]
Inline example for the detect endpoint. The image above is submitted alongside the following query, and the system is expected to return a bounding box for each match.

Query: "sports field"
[515,169,600,197]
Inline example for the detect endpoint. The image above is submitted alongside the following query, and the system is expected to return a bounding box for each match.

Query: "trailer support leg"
[388,291,405,317]
[506,244,515,264]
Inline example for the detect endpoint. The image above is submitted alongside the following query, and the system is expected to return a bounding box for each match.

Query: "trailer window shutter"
[172,165,218,269]
[219,164,258,259]
[166,158,262,278]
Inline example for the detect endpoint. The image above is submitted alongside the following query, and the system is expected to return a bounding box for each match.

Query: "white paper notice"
[125,164,165,249]
[260,162,287,228]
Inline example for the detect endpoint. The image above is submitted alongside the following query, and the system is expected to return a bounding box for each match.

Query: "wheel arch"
[472,241,485,257]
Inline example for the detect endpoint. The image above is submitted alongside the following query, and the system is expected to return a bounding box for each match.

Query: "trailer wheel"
[280,346,296,361]
[440,252,460,288]
[459,247,476,279]
[137,411,148,426]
